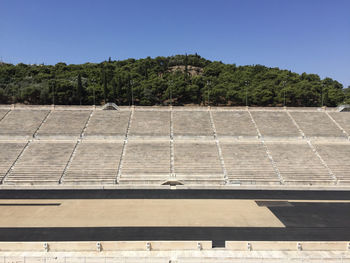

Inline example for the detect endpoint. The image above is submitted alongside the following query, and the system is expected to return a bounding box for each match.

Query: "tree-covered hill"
[0,54,349,107]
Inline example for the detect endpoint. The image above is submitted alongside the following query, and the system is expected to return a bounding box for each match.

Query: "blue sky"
[1,0,349,88]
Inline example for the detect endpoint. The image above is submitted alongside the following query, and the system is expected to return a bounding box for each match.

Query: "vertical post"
[131,80,134,106]
[93,88,96,106]
[245,80,249,106]
[169,80,173,106]
[52,83,55,106]
[321,83,325,107]
[207,80,211,106]
[282,80,287,106]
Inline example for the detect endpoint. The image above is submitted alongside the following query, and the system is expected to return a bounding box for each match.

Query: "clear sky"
[1,0,349,88]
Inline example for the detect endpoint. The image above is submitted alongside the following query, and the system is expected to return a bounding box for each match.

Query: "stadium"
[0,103,349,262]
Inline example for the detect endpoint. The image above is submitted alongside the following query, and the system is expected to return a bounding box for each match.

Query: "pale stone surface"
[37,110,91,137]
[0,110,48,137]
[120,141,170,184]
[220,142,279,184]
[63,141,124,184]
[0,109,9,120]
[0,251,349,263]
[0,106,348,188]
[251,111,300,137]
[0,142,26,180]
[266,142,333,184]
[84,111,130,138]
[129,111,170,137]
[5,141,76,185]
[328,112,350,135]
[290,112,345,138]
[212,111,257,137]
[173,111,213,137]
[314,142,350,184]
[174,141,224,184]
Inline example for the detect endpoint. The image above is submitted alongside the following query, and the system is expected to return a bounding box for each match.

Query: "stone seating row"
[0,109,348,140]
[1,140,349,186]
[4,142,75,185]
[119,141,170,185]
[62,142,123,185]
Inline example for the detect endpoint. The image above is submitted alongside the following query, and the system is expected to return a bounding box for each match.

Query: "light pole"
[168,80,173,106]
[207,80,211,106]
[245,80,249,106]
[321,83,325,107]
[130,80,134,106]
[52,82,55,105]
[282,80,287,106]
[93,88,95,106]
[90,78,96,106]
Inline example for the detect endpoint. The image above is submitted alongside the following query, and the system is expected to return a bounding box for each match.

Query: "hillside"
[0,54,349,106]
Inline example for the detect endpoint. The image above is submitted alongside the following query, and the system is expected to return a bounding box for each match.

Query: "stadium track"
[0,189,349,244]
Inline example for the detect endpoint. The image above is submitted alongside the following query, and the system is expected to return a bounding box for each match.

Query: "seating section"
[63,141,124,184]
[37,110,91,138]
[5,141,75,185]
[0,109,9,120]
[266,142,333,184]
[0,110,48,138]
[212,111,257,138]
[129,111,170,137]
[174,141,224,184]
[173,111,213,137]
[119,141,170,184]
[251,111,300,138]
[0,142,26,181]
[290,112,345,138]
[221,142,279,184]
[328,112,350,135]
[314,143,350,184]
[84,111,130,138]
[0,107,348,187]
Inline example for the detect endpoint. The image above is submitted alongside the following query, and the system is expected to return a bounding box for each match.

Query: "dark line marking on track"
[0,189,350,200]
[0,203,61,206]
[256,201,293,207]
[0,227,349,242]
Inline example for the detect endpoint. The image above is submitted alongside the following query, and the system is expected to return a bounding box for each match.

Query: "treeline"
[0,54,349,107]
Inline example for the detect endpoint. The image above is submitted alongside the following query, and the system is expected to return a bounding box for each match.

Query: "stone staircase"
[290,111,345,139]
[62,141,124,185]
[251,110,300,138]
[174,141,225,185]
[128,110,171,138]
[266,142,335,185]
[4,141,75,185]
[314,142,350,184]
[211,111,258,138]
[221,142,280,185]
[84,110,130,138]
[173,111,214,138]
[119,141,171,185]
[0,142,27,182]
[0,110,49,139]
[36,110,91,139]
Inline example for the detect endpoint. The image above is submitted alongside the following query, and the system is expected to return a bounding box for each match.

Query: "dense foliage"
[0,54,347,107]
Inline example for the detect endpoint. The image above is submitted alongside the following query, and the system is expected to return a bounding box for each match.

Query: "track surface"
[0,190,349,244]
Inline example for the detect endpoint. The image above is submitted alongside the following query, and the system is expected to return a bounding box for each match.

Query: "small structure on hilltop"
[102,102,119,110]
